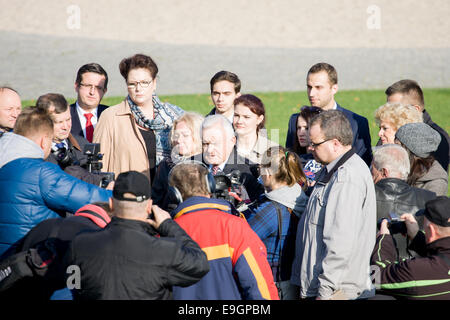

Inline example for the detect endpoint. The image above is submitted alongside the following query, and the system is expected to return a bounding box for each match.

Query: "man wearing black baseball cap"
[370,196,450,300]
[65,171,209,300]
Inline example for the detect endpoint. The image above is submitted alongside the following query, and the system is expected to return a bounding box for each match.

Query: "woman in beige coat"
[93,54,184,183]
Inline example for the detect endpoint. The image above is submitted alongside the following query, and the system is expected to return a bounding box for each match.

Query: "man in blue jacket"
[0,108,112,258]
[285,63,372,167]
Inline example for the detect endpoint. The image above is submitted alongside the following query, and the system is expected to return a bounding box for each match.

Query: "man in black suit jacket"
[202,114,263,202]
[36,93,103,186]
[385,79,449,172]
[285,63,373,167]
[71,63,109,141]
[206,71,242,123]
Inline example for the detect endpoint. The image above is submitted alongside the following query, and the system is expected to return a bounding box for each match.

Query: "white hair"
[201,114,235,139]
[372,144,410,180]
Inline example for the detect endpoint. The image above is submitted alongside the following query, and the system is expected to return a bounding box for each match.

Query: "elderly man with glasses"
[291,110,377,300]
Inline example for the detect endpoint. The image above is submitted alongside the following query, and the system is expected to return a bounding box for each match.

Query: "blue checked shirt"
[244,195,298,281]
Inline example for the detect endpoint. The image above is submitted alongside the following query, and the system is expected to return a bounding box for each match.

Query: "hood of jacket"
[265,183,308,216]
[0,132,44,168]
[417,160,448,183]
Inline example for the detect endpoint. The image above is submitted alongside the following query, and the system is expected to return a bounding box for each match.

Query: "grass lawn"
[23,88,450,194]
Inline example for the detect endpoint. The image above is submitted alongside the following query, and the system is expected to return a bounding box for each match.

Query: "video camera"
[212,170,248,212]
[52,145,79,169]
[83,143,115,188]
[377,212,407,235]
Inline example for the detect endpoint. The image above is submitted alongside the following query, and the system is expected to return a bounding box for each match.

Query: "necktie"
[84,113,94,143]
[55,142,65,149]
[211,165,220,175]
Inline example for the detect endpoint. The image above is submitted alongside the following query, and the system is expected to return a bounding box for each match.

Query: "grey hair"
[310,110,353,146]
[372,144,410,180]
[201,114,235,139]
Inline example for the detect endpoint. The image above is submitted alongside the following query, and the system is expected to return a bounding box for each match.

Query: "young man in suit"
[206,71,241,123]
[71,63,109,142]
[285,63,373,167]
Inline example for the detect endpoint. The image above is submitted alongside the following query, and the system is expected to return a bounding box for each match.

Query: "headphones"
[167,160,216,206]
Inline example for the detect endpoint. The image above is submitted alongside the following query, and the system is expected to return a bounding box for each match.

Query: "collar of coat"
[172,196,234,220]
[108,216,158,236]
[317,147,356,184]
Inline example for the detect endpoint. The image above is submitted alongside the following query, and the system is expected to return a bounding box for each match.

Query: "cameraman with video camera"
[371,196,450,300]
[36,93,107,187]
[168,161,279,300]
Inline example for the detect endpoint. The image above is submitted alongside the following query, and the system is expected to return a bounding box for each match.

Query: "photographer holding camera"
[36,93,105,187]
[371,144,437,260]
[371,196,450,300]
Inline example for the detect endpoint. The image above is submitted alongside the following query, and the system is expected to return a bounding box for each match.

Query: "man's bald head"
[0,87,22,132]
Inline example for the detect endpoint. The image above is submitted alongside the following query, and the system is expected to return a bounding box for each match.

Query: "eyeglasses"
[309,138,333,148]
[79,83,105,91]
[127,80,153,89]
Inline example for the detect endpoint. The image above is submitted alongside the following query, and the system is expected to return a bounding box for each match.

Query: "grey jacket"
[291,151,377,300]
[413,160,448,196]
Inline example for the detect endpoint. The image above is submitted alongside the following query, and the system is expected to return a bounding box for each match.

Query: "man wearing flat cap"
[370,196,450,300]
[65,171,209,300]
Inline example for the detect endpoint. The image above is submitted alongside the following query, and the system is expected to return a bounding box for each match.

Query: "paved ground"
[1,0,449,100]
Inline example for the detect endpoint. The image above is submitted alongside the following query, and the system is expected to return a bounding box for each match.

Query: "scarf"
[127,95,184,165]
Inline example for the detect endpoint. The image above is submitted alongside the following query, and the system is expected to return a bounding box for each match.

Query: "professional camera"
[52,145,79,169]
[212,170,248,212]
[83,143,115,188]
[377,212,407,235]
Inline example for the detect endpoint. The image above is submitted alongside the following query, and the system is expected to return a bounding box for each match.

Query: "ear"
[257,115,264,126]
[38,135,46,151]
[74,82,80,93]
[231,135,237,145]
[235,92,241,98]
[413,104,421,112]
[381,167,389,178]
[428,222,439,241]
[331,83,338,95]
[152,77,157,92]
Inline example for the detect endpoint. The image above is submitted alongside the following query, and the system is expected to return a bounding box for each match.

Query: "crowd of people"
[0,55,449,301]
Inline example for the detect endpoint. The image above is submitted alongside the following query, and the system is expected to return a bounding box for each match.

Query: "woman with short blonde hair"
[374,102,423,145]
[170,111,204,156]
[153,111,205,209]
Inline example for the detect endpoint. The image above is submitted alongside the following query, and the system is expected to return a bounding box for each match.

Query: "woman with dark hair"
[233,94,278,164]
[244,147,308,299]
[291,106,323,185]
[93,54,184,183]
[395,122,448,196]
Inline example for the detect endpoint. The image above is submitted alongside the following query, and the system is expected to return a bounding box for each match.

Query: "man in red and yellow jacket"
[169,162,279,300]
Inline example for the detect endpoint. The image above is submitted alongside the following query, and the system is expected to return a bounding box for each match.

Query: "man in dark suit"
[285,62,373,167]
[385,79,449,172]
[36,93,103,186]
[202,114,263,202]
[206,71,242,123]
[70,63,109,142]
